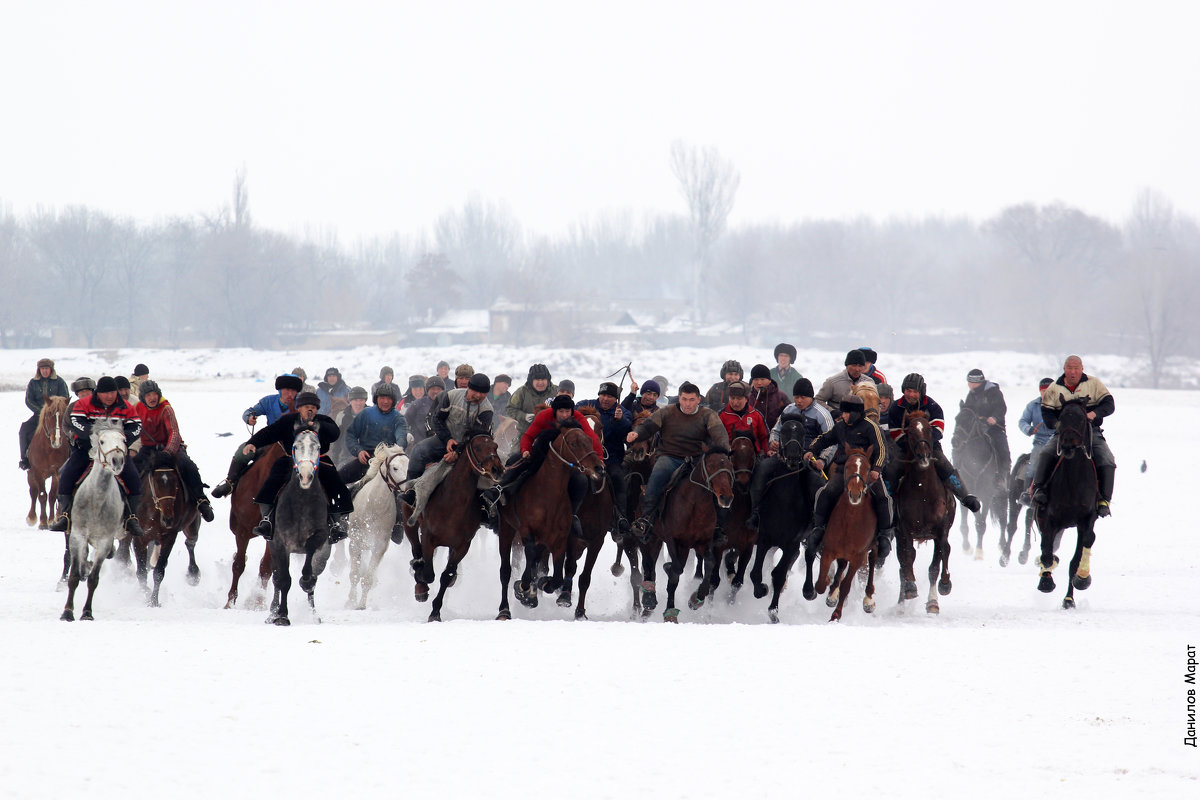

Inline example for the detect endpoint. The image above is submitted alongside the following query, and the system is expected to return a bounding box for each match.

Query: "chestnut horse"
[224,444,279,609]
[893,412,956,614]
[132,455,202,607]
[610,408,655,611]
[648,449,736,623]
[27,396,70,530]
[814,446,878,622]
[404,432,504,621]
[715,434,758,599]
[497,426,605,620]
[567,408,615,620]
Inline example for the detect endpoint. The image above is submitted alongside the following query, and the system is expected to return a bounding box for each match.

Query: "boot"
[197,496,215,523]
[806,523,825,553]
[947,472,981,513]
[18,456,29,471]
[632,495,661,544]
[328,512,350,544]
[1096,465,1115,517]
[124,495,145,537]
[875,528,893,561]
[48,495,73,532]
[569,516,584,540]
[614,514,632,542]
[480,486,503,530]
[400,488,417,507]
[390,495,407,544]
[1028,450,1054,506]
[253,503,275,540]
[211,478,234,498]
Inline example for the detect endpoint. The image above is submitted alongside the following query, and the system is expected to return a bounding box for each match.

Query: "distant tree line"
[1,169,1196,388]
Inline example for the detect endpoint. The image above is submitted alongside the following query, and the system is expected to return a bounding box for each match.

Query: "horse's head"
[778,419,808,468]
[851,383,880,423]
[903,410,934,468]
[91,419,127,476]
[463,433,505,484]
[292,429,321,489]
[41,396,68,449]
[148,467,182,528]
[557,426,606,482]
[372,442,409,490]
[624,410,655,463]
[843,446,873,506]
[1056,399,1091,457]
[730,433,757,486]
[700,448,736,509]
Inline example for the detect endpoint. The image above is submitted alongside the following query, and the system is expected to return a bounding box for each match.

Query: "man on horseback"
[625,381,731,543]
[576,382,634,537]
[245,392,353,543]
[621,377,661,417]
[962,368,1011,476]
[746,377,832,529]
[68,377,95,412]
[1028,355,1116,517]
[704,360,744,411]
[804,395,892,557]
[19,358,69,470]
[719,381,769,453]
[338,382,409,483]
[859,347,887,385]
[403,373,495,500]
[505,364,557,440]
[330,385,369,469]
[317,367,350,416]
[877,383,894,431]
[211,374,304,498]
[748,364,787,428]
[1016,377,1055,491]
[133,380,215,522]
[884,372,982,513]
[49,376,145,536]
[128,363,150,399]
[405,375,443,446]
[815,349,876,413]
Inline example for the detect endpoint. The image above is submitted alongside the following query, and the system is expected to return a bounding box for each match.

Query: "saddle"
[656,457,694,508]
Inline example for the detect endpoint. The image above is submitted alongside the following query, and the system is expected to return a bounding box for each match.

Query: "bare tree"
[0,207,38,347]
[29,206,119,346]
[670,140,739,326]
[434,196,522,306]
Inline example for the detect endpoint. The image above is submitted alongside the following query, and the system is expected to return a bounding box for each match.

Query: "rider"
[883,372,982,513]
[19,357,69,470]
[1029,355,1116,517]
[453,364,475,390]
[330,385,369,469]
[115,376,133,405]
[49,376,145,537]
[133,379,215,522]
[489,374,512,423]
[746,377,833,530]
[719,381,769,454]
[128,363,150,399]
[815,349,876,414]
[402,373,495,500]
[621,377,661,418]
[338,382,409,484]
[803,394,892,558]
[576,382,634,538]
[244,391,353,543]
[876,383,895,432]
[962,368,1011,476]
[704,359,744,411]
[770,343,803,399]
[211,374,303,498]
[1016,377,1055,496]
[625,381,731,543]
[371,366,394,399]
[859,347,887,385]
[747,364,787,428]
[505,364,558,441]
[317,367,350,416]
[68,377,96,412]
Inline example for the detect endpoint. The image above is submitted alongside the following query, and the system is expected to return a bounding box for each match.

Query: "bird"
[1140,460,1147,473]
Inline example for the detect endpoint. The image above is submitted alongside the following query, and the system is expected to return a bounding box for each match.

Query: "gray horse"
[61,420,127,622]
[266,429,332,626]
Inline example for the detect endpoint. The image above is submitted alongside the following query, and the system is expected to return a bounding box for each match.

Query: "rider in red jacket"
[718,381,769,453]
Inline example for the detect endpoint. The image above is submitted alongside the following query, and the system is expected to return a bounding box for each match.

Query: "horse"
[345,443,408,610]
[813,446,878,622]
[609,408,655,605]
[266,429,332,625]
[566,407,616,620]
[851,382,881,423]
[893,411,956,614]
[131,453,202,607]
[497,425,605,621]
[1006,453,1036,565]
[1033,399,1099,610]
[647,449,736,623]
[224,444,280,609]
[404,432,504,621]
[951,404,1010,561]
[61,420,128,622]
[27,395,70,530]
[714,433,758,600]
[747,421,818,622]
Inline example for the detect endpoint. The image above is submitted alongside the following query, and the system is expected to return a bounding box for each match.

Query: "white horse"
[61,420,128,622]
[346,443,408,610]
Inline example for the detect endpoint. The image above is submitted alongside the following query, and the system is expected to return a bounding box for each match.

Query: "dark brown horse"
[133,456,202,607]
[224,444,279,609]
[497,426,605,620]
[404,432,505,621]
[715,434,758,600]
[27,396,70,530]
[894,412,956,614]
[566,407,615,620]
[609,408,655,609]
[814,446,878,622]
[649,449,736,623]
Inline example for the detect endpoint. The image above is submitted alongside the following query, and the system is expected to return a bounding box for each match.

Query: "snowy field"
[0,346,1196,798]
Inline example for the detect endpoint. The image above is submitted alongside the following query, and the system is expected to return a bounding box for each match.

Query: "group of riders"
[19,346,1115,555]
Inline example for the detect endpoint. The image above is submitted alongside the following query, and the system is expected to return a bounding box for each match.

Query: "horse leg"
[624,542,643,616]
[826,561,846,609]
[573,539,602,621]
[640,541,660,617]
[1065,524,1095,608]
[61,540,84,621]
[803,539,820,601]
[47,474,60,531]
[663,548,682,623]
[346,537,363,609]
[116,536,132,568]
[830,559,853,622]
[359,535,389,610]
[268,549,291,626]
[896,531,918,602]
[768,540,802,623]
[557,549,578,609]
[1037,526,1059,594]
[81,548,104,621]
[183,519,201,586]
[1018,509,1034,564]
[414,534,435,602]
[225,533,249,609]
[256,545,273,602]
[732,545,751,594]
[927,540,944,614]
[27,473,39,527]
[58,533,71,591]
[132,537,150,590]
[750,542,770,599]
[862,551,877,614]
[515,543,540,609]
[497,529,515,620]
[150,533,177,608]
[974,501,986,561]
[959,511,971,554]
[429,546,465,622]
[609,542,626,577]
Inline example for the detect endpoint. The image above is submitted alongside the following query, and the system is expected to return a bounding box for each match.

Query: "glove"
[525,414,534,423]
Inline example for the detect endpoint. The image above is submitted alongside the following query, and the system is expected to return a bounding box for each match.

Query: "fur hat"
[858,347,878,364]
[792,378,814,398]
[292,367,307,381]
[550,394,575,412]
[37,357,54,370]
[295,392,320,409]
[372,383,398,402]
[138,379,161,400]
[901,373,926,396]
[114,376,131,391]
[528,363,551,382]
[349,385,369,400]
[750,364,771,381]
[877,383,894,399]
[133,363,149,376]
[774,343,797,362]
[598,382,621,398]
[324,367,342,381]
[966,368,986,383]
[72,377,96,394]
[839,395,865,414]
[727,381,749,398]
[275,374,304,393]
[640,379,662,396]
[425,376,445,390]
[95,376,118,394]
[408,374,425,388]
[455,364,475,379]
[844,349,867,367]
[379,366,394,380]
[467,373,491,393]
[720,359,744,379]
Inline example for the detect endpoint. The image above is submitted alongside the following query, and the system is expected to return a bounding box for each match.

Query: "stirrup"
[211,479,234,498]
[1096,499,1111,518]
[254,516,273,540]
[197,499,215,522]
[49,513,71,533]
[125,515,145,538]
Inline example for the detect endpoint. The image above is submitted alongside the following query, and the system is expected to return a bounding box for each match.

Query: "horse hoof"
[60,610,74,622]
[610,564,625,577]
[1037,574,1055,593]
[753,583,769,600]
[902,580,919,600]
[642,593,657,612]
[663,608,680,624]
[1018,550,1029,565]
[999,553,1010,568]
[496,609,512,621]
[186,571,201,587]
[38,521,48,531]
[938,577,952,596]
[56,579,67,592]
[961,542,972,555]
[825,590,839,608]
[556,593,572,608]
[768,608,780,624]
[427,611,441,622]
[1062,596,1076,610]
[688,591,703,611]
[272,616,291,626]
[863,597,876,614]
[974,549,984,561]
[414,589,429,603]
[925,600,939,615]
[1072,574,1092,591]
[574,609,588,621]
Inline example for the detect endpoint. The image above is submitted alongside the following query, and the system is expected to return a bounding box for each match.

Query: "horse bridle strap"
[690,453,733,496]
[149,468,179,514]
[381,453,407,493]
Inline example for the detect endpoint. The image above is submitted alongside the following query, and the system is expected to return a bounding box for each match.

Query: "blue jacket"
[243,393,292,426]
[344,405,409,459]
[317,380,351,416]
[576,399,633,465]
[1019,398,1052,447]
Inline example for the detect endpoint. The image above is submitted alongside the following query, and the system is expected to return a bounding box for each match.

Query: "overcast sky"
[2,1,1197,243]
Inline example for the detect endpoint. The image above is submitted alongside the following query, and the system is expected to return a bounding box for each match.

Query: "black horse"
[1034,399,1099,609]
[1006,452,1037,565]
[951,404,1011,563]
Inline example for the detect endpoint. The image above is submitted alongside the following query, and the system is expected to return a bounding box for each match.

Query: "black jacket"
[248,413,339,456]
[963,381,1008,429]
[806,416,888,470]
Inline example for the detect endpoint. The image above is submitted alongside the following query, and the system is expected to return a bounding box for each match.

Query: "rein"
[95,436,125,473]
[381,452,408,493]
[42,409,64,449]
[690,453,734,496]
[461,436,501,486]
[149,468,178,519]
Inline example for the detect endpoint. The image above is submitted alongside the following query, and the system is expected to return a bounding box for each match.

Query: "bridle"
[904,417,933,463]
[730,437,757,481]
[148,468,179,523]
[94,432,126,474]
[381,451,408,493]
[460,434,503,486]
[42,404,65,449]
[549,428,605,489]
[844,453,870,504]
[292,430,321,476]
[690,451,735,497]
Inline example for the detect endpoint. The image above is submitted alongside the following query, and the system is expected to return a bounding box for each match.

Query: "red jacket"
[719,405,769,453]
[521,408,604,458]
[68,394,142,449]
[137,399,184,454]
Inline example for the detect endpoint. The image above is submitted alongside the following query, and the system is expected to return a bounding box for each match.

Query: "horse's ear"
[959,400,965,409]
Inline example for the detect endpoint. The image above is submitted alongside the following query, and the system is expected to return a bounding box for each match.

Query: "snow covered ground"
[0,346,1196,798]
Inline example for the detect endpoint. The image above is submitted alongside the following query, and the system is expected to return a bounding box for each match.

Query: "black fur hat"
[295,392,320,409]
[95,376,118,394]
[275,374,303,392]
[858,347,878,364]
[839,395,865,414]
[528,363,551,382]
[773,343,797,361]
[114,375,131,391]
[551,394,575,412]
[750,364,771,381]
[598,382,621,398]
[844,349,867,367]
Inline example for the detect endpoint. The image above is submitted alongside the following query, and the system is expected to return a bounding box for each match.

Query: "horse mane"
[533,402,550,413]
[556,418,583,432]
[634,408,653,422]
[369,441,404,470]
[577,405,601,420]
